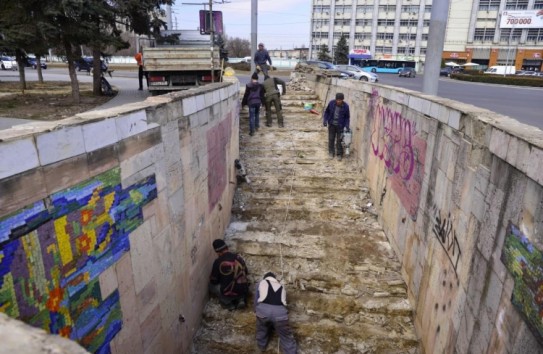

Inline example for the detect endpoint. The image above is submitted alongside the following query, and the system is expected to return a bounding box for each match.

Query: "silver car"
[0,56,17,70]
[335,64,379,82]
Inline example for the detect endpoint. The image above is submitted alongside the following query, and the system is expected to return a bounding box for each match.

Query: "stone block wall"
[0,81,240,354]
[303,74,543,353]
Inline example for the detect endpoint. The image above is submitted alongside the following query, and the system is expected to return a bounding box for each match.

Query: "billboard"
[199,10,224,35]
[500,10,543,29]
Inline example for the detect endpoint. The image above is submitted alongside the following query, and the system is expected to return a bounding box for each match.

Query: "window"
[313,5,331,13]
[312,32,329,39]
[356,5,373,14]
[400,19,418,26]
[505,0,528,9]
[355,19,371,26]
[335,5,352,14]
[377,33,394,40]
[420,47,427,54]
[474,28,495,41]
[423,20,430,26]
[527,29,543,41]
[479,0,500,10]
[424,5,432,13]
[354,33,371,40]
[402,5,419,13]
[534,0,543,8]
[377,19,396,26]
[422,34,429,41]
[334,19,350,26]
[379,5,396,12]
[500,28,522,41]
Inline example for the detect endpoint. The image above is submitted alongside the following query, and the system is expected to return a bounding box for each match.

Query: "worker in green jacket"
[262,75,287,127]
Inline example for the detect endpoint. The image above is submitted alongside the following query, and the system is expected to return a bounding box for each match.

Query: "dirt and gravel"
[0,81,113,121]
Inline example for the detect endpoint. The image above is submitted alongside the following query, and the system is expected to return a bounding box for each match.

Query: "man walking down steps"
[192,75,420,353]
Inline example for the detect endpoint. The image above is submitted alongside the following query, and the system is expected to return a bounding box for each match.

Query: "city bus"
[350,59,416,74]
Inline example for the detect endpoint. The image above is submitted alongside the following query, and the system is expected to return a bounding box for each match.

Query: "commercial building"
[309,0,543,71]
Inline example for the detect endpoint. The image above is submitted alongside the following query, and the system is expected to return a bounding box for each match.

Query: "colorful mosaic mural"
[0,167,157,353]
[501,222,543,343]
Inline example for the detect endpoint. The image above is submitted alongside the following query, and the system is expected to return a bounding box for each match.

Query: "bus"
[350,59,416,74]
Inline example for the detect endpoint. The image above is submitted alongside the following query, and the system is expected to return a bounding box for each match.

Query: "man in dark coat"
[253,43,272,77]
[323,92,350,160]
[209,239,249,310]
[242,73,265,136]
[262,75,287,127]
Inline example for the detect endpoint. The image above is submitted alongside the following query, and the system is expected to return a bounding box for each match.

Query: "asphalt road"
[375,73,543,129]
[1,68,542,130]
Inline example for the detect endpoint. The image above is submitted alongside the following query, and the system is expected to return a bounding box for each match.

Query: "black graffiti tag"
[432,207,461,275]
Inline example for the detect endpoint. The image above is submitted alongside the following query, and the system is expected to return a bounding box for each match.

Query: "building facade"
[309,0,543,71]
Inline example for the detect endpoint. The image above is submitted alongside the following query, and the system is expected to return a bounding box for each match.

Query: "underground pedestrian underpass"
[0,73,542,354]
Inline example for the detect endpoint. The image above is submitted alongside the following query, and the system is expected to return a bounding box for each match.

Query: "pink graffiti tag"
[369,88,426,220]
[370,91,416,181]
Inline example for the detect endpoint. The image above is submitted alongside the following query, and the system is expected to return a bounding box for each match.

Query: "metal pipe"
[251,0,257,74]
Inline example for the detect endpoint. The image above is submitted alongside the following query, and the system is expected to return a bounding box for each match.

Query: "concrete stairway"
[192,84,420,354]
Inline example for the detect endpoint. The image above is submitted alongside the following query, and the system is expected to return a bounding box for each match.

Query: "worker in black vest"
[254,272,297,353]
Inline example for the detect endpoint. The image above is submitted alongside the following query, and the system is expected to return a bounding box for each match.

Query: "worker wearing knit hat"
[323,92,350,161]
[209,239,249,310]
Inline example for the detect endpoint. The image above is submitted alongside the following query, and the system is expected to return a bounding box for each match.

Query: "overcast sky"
[171,0,312,50]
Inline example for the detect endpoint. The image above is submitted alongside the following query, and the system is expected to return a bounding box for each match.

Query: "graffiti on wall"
[207,112,233,212]
[432,205,461,275]
[369,88,427,219]
[501,222,543,343]
[0,167,157,353]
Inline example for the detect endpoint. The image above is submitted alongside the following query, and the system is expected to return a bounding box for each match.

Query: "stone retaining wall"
[303,73,543,353]
[0,81,240,353]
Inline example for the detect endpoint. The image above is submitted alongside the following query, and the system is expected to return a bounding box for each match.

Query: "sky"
[171,0,312,50]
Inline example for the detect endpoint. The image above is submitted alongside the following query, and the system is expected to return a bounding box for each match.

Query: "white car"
[0,56,17,70]
[336,64,379,82]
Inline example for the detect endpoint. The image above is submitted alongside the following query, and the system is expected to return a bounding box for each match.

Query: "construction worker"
[253,43,272,77]
[134,49,145,90]
[323,92,350,161]
[262,75,287,128]
[209,239,249,310]
[254,272,297,353]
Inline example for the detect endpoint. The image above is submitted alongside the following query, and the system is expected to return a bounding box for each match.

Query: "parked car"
[0,56,17,70]
[398,67,416,78]
[24,57,47,69]
[335,64,379,82]
[75,57,108,72]
[440,66,463,77]
[301,60,351,78]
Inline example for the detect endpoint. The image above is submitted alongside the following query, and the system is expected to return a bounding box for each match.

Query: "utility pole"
[250,0,257,74]
[209,0,215,82]
[422,0,451,95]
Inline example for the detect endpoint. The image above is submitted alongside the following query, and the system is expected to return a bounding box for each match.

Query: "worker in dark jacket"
[253,42,272,77]
[242,73,265,136]
[209,239,249,310]
[323,92,350,160]
[254,272,297,353]
[262,75,287,128]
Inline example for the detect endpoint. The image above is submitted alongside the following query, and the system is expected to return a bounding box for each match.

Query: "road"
[1,68,542,130]
[375,74,543,129]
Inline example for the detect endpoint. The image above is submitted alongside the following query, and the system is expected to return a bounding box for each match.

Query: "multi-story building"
[309,0,543,71]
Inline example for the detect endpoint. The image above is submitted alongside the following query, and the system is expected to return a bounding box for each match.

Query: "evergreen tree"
[317,44,331,62]
[334,35,349,64]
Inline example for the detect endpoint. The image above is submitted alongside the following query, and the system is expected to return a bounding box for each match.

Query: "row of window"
[312,32,428,41]
[477,0,542,10]
[474,28,543,41]
[318,19,426,27]
[309,44,427,55]
[314,1,543,14]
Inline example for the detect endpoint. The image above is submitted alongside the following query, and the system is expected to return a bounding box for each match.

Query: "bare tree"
[225,36,251,58]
